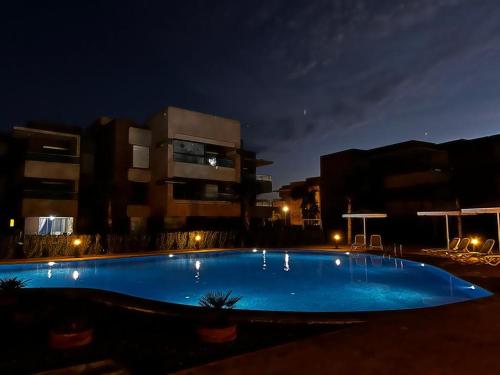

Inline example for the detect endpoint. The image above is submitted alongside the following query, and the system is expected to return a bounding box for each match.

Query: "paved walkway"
[177,296,500,375]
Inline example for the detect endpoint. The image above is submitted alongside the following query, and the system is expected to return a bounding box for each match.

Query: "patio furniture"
[462,207,500,252]
[342,212,387,247]
[369,234,383,251]
[417,211,474,250]
[351,234,366,250]
[452,239,495,261]
[432,237,470,257]
[481,253,500,266]
[422,237,460,254]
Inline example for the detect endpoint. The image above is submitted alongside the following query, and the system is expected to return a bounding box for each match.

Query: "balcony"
[256,174,272,181]
[171,160,239,182]
[173,152,235,168]
[23,190,78,200]
[256,174,272,194]
[27,152,79,164]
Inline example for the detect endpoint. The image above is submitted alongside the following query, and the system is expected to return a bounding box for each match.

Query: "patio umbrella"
[461,207,500,252]
[341,213,387,245]
[417,211,474,249]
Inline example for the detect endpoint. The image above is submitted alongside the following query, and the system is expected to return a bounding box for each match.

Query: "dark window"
[23,178,76,199]
[173,181,237,201]
[130,182,148,204]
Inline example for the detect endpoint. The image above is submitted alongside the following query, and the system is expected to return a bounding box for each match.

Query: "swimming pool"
[0,250,491,312]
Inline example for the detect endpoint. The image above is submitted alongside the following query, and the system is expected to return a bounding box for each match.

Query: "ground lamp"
[195,234,202,249]
[282,205,289,225]
[333,233,341,249]
[73,238,82,257]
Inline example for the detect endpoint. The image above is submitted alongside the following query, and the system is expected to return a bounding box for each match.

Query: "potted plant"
[0,277,28,307]
[197,291,241,344]
[49,307,94,350]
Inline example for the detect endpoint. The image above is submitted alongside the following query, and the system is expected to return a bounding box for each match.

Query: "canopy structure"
[342,213,387,245]
[461,207,500,251]
[417,210,474,249]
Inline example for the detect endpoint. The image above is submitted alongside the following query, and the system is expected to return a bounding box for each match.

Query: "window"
[130,182,148,204]
[173,140,204,156]
[132,145,149,169]
[172,139,235,168]
[36,217,74,235]
[173,181,237,201]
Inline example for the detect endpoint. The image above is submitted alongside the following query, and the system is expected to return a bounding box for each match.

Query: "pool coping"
[0,246,350,265]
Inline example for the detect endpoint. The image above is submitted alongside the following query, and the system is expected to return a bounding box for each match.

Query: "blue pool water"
[0,250,491,312]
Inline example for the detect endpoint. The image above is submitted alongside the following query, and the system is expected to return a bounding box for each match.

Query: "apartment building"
[79,118,152,233]
[77,106,272,233]
[8,123,81,235]
[0,107,272,235]
[276,177,321,227]
[147,106,242,229]
[320,136,500,244]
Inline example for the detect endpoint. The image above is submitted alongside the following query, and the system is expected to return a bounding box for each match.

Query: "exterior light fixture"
[73,238,82,246]
[333,233,341,249]
[9,219,14,228]
[49,215,55,221]
[471,237,480,250]
[194,234,202,249]
[252,248,258,253]
[282,205,289,226]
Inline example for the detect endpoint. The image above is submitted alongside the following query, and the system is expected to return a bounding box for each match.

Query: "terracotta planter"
[49,328,94,349]
[197,324,237,343]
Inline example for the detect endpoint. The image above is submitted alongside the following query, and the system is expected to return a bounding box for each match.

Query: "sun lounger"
[481,254,500,266]
[351,234,366,250]
[432,238,470,257]
[369,234,383,251]
[422,237,460,253]
[452,239,495,261]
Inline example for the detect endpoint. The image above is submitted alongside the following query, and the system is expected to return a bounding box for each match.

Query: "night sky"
[2,1,500,189]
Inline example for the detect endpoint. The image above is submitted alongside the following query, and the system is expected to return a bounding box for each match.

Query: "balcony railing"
[256,174,272,181]
[256,200,273,207]
[174,194,238,202]
[173,153,235,168]
[26,152,80,164]
[23,190,78,200]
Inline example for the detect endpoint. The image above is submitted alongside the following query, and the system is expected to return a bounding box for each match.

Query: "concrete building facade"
[8,123,81,235]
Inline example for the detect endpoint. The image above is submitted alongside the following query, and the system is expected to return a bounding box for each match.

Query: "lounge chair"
[481,253,500,266]
[369,234,383,251]
[452,239,495,261]
[432,238,470,257]
[351,234,366,250]
[422,237,460,253]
